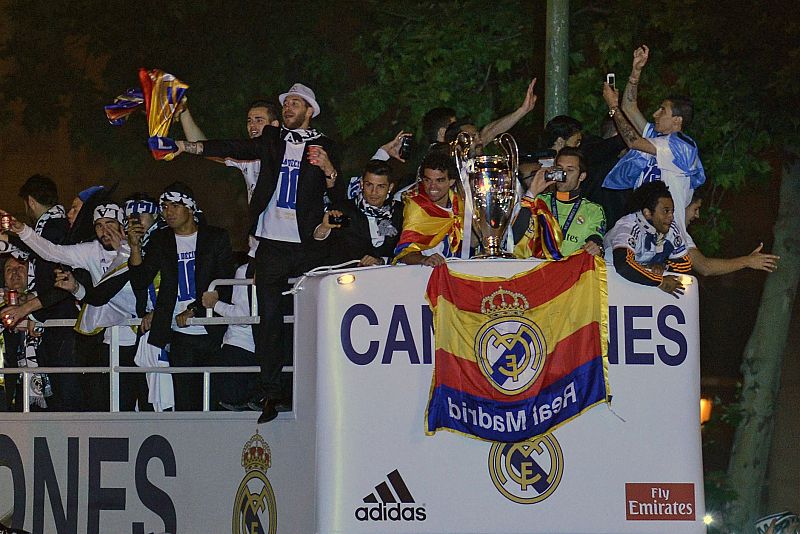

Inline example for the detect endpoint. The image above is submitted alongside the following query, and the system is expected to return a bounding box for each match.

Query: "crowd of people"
[0,45,779,422]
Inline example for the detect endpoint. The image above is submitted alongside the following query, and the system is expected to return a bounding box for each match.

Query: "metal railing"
[0,279,292,414]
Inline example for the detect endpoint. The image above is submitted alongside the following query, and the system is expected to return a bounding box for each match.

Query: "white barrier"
[0,260,705,533]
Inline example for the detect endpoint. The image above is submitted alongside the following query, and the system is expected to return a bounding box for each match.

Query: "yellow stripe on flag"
[433,267,603,362]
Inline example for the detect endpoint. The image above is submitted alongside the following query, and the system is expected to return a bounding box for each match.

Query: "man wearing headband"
[128,182,233,411]
[2,201,145,411]
[170,83,341,423]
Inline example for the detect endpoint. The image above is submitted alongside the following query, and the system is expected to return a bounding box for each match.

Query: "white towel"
[134,331,174,412]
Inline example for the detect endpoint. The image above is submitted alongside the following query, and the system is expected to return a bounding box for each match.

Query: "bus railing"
[0,278,292,414]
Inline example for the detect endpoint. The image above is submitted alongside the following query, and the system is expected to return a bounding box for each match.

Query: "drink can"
[7,289,18,306]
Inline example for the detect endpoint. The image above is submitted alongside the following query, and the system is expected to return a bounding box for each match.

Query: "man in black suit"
[314,159,403,266]
[2,174,79,411]
[172,83,340,423]
[127,182,233,411]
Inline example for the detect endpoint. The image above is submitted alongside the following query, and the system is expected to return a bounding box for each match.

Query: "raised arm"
[620,45,649,133]
[14,224,90,269]
[603,83,656,156]
[174,135,265,162]
[176,104,208,142]
[688,243,779,277]
[480,78,538,145]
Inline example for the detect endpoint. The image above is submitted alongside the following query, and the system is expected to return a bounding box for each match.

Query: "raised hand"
[519,78,538,114]
[381,131,413,162]
[632,45,650,72]
[603,83,620,109]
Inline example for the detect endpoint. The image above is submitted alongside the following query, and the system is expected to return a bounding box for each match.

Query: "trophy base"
[472,252,516,259]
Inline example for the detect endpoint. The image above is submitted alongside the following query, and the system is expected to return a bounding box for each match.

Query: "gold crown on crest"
[241,432,272,473]
[480,287,529,317]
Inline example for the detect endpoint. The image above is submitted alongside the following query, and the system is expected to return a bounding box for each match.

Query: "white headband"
[160,191,197,212]
[93,203,124,224]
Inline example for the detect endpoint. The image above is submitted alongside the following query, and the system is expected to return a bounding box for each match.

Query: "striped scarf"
[513,195,564,260]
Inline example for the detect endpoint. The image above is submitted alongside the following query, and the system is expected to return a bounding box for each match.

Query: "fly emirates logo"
[625,483,695,521]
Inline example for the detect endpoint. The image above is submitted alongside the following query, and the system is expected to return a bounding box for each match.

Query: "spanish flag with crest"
[425,252,610,443]
[393,187,464,263]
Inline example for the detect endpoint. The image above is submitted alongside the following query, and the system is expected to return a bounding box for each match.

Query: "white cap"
[279,83,320,118]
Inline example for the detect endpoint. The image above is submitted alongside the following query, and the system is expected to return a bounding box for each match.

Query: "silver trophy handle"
[453,132,475,259]
[497,133,519,186]
[497,133,520,254]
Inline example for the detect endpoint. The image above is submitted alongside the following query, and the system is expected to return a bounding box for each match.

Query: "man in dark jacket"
[314,159,403,266]
[172,83,341,423]
[2,175,79,410]
[128,182,233,411]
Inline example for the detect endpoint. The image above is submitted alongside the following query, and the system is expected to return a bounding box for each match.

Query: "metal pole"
[203,372,210,412]
[22,372,30,413]
[545,0,570,122]
[110,326,120,412]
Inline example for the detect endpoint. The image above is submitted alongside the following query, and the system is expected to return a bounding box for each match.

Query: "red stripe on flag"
[434,322,601,402]
[427,253,596,311]
[399,229,435,247]
[138,68,153,119]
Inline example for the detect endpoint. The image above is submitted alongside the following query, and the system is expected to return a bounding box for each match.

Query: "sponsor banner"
[424,254,609,442]
[626,483,696,521]
[354,469,427,523]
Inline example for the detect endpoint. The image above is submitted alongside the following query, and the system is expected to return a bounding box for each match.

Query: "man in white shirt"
[601,45,706,242]
[172,83,338,423]
[201,262,258,411]
[128,182,233,411]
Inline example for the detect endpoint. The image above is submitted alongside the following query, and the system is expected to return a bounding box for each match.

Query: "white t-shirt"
[224,159,260,202]
[173,233,206,335]
[214,264,256,353]
[255,143,303,242]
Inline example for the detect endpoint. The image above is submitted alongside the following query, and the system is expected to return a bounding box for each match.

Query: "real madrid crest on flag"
[424,252,611,443]
[232,432,277,534]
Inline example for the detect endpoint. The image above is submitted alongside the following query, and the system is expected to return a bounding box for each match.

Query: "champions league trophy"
[453,132,520,258]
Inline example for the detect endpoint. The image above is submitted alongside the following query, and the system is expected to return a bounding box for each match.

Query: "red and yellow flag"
[425,252,610,442]
[105,68,188,160]
[393,187,464,263]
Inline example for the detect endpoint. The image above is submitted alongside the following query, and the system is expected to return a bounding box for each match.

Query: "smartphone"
[398,136,412,160]
[538,157,555,169]
[606,73,616,90]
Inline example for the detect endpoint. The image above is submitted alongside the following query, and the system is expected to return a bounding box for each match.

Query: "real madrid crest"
[232,432,277,534]
[488,434,564,504]
[475,287,547,395]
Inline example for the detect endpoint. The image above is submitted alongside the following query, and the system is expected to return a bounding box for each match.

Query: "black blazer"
[328,199,404,264]
[128,225,234,349]
[10,216,76,321]
[202,126,343,243]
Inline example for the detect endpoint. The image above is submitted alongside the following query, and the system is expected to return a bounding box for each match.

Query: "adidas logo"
[354,469,427,522]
